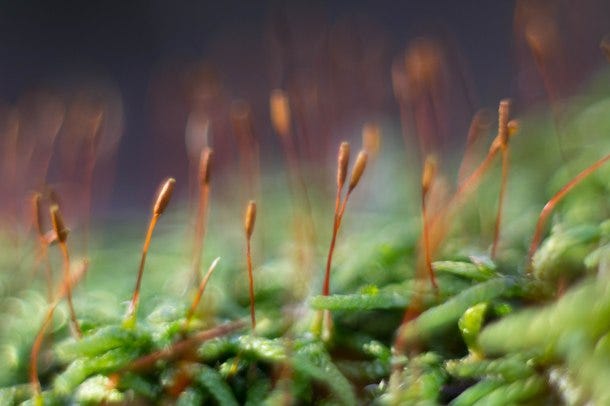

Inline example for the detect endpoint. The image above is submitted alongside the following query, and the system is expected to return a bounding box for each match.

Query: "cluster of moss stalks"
[3,71,610,405]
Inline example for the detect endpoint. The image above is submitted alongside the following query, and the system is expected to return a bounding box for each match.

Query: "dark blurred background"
[1,0,609,212]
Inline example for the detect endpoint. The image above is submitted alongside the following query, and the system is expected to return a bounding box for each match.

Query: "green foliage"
[449,379,503,406]
[292,341,357,405]
[196,365,239,406]
[470,376,547,406]
[446,353,535,382]
[458,303,488,358]
[433,261,497,282]
[398,277,519,344]
[310,281,413,311]
[532,224,600,282]
[383,352,446,404]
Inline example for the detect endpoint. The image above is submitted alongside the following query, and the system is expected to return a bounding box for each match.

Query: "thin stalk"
[491,146,510,259]
[184,257,221,332]
[421,193,437,290]
[322,147,364,296]
[58,241,82,338]
[30,302,58,398]
[280,128,317,243]
[392,282,426,374]
[318,149,367,340]
[319,190,352,342]
[30,260,88,399]
[192,148,212,285]
[40,244,53,302]
[124,320,247,372]
[271,90,316,249]
[31,193,53,302]
[457,111,490,185]
[420,156,438,290]
[430,100,511,236]
[125,214,158,325]
[244,201,257,330]
[525,24,567,161]
[246,237,256,329]
[192,183,209,284]
[125,178,175,327]
[418,145,498,271]
[453,145,500,209]
[231,102,260,200]
[527,153,610,270]
[322,207,343,297]
[50,205,81,337]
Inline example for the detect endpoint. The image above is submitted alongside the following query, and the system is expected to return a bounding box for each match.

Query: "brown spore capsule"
[337,142,350,189]
[50,205,69,243]
[422,155,437,197]
[362,123,381,157]
[199,148,213,186]
[508,119,520,138]
[348,151,368,193]
[32,193,44,236]
[498,99,511,146]
[153,178,176,216]
[245,200,257,239]
[270,89,291,137]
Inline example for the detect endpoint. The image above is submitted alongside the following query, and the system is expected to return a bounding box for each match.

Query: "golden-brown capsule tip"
[337,142,350,189]
[153,178,176,216]
[508,120,520,138]
[348,150,368,192]
[498,99,511,145]
[362,123,381,156]
[422,155,438,195]
[270,89,291,137]
[50,205,69,243]
[32,193,43,236]
[245,200,257,238]
[199,148,213,186]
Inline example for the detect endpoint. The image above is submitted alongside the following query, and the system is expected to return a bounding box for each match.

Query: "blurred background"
[1,0,610,229]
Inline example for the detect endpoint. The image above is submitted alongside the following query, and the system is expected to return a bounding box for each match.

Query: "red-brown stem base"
[246,239,256,330]
[59,242,81,338]
[527,153,610,270]
[491,147,510,259]
[125,214,158,327]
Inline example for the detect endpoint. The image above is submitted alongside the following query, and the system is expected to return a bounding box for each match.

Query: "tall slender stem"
[246,237,256,329]
[457,111,489,185]
[491,147,510,259]
[124,178,175,327]
[124,321,246,372]
[30,301,58,398]
[317,148,367,339]
[184,257,220,332]
[527,153,610,270]
[421,193,437,290]
[59,241,81,337]
[192,184,210,284]
[244,200,257,330]
[425,146,500,255]
[30,260,88,399]
[126,214,158,324]
[323,191,352,296]
[34,241,54,303]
